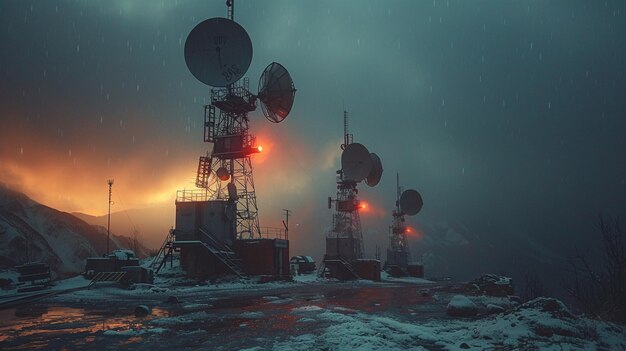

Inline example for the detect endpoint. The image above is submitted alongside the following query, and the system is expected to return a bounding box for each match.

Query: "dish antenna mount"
[181,0,297,239]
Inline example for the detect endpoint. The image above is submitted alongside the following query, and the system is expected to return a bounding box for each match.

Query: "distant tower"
[328,111,364,259]
[320,111,383,280]
[385,173,424,277]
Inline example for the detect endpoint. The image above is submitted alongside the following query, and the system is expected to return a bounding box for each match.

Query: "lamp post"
[282,209,291,240]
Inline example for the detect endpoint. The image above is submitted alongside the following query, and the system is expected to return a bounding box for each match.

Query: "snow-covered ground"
[265,298,625,350]
[2,263,624,350]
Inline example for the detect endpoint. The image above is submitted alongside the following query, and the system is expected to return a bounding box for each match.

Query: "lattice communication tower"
[183,1,296,239]
[326,111,383,260]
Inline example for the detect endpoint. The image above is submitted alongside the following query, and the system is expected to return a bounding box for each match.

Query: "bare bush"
[522,269,546,301]
[566,216,626,324]
[129,226,142,257]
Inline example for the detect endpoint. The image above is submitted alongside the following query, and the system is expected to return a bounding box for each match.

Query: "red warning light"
[359,201,368,211]
[405,226,422,239]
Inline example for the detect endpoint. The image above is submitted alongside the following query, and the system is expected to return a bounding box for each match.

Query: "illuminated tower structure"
[384,173,424,277]
[152,0,296,280]
[319,111,383,281]
[194,78,263,239]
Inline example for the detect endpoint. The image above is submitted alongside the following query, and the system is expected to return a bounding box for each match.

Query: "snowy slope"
[0,185,147,274]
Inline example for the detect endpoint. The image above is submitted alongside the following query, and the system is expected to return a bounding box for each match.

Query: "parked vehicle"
[290,255,316,274]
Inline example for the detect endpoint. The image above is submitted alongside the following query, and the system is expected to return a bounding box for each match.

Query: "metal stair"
[317,260,327,278]
[319,255,360,280]
[197,229,247,278]
[338,256,360,279]
[88,272,128,289]
[151,229,176,273]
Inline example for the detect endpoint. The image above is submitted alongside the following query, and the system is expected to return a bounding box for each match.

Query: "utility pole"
[282,209,291,240]
[107,179,114,256]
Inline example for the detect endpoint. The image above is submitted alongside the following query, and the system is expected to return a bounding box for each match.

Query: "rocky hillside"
[0,184,149,275]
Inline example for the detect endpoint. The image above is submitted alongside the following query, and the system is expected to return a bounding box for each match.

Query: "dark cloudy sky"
[1,0,625,257]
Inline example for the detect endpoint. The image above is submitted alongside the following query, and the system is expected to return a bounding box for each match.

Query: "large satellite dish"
[399,189,423,216]
[258,62,296,123]
[365,153,383,187]
[341,143,373,182]
[184,17,253,87]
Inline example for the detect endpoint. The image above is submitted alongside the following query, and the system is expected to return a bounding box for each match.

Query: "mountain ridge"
[0,184,149,275]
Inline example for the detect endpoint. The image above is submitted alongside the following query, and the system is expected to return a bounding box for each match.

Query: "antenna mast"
[227,0,234,20]
[396,172,401,212]
[107,179,114,255]
[342,110,353,148]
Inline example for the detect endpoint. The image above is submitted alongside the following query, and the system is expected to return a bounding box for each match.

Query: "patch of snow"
[269,298,294,305]
[446,295,478,317]
[292,273,321,283]
[240,311,264,318]
[150,311,212,326]
[380,271,434,284]
[102,327,166,336]
[291,305,323,313]
[182,303,211,309]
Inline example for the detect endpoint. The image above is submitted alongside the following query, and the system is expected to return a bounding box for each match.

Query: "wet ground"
[0,280,452,350]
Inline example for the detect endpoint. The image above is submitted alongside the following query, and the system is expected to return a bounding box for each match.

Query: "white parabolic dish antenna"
[365,153,383,187]
[399,189,423,216]
[258,62,296,123]
[184,17,253,87]
[341,143,373,182]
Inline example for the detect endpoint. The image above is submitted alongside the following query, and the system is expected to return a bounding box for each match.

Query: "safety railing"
[176,189,223,203]
[259,227,287,240]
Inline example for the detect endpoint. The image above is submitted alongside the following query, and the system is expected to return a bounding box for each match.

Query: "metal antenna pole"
[107,179,114,255]
[227,0,234,20]
[396,172,400,212]
[343,110,349,147]
[282,209,291,240]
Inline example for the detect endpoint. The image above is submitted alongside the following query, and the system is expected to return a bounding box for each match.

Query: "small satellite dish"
[341,143,372,182]
[258,62,296,123]
[399,189,423,216]
[227,182,238,201]
[184,17,253,87]
[365,153,383,187]
[216,167,230,181]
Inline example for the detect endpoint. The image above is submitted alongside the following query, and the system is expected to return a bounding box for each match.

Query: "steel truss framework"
[193,78,261,239]
[327,180,365,261]
[389,210,410,261]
